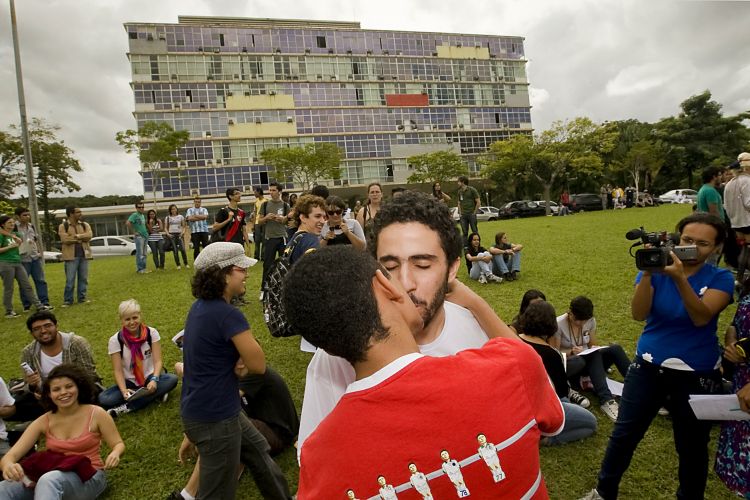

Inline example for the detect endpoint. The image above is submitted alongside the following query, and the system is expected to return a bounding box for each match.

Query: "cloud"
[529,87,550,111]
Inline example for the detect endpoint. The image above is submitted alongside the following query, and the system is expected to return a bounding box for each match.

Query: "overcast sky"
[1,0,748,196]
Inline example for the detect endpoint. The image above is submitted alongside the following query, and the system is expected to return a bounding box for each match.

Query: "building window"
[129,32,137,40]
[316,36,327,48]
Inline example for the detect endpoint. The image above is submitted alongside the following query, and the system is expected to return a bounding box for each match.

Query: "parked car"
[658,189,697,204]
[570,193,605,212]
[43,250,63,263]
[89,235,150,257]
[450,206,500,222]
[534,200,560,216]
[498,201,546,219]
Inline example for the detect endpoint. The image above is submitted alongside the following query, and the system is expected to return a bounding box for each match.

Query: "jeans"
[468,252,493,280]
[0,469,107,499]
[183,412,291,500]
[190,232,209,260]
[0,262,40,313]
[261,237,286,290]
[169,234,189,266]
[20,258,49,307]
[492,252,521,275]
[567,345,631,403]
[147,239,165,269]
[98,374,178,412]
[253,225,264,260]
[596,357,721,499]
[544,398,598,445]
[63,257,89,305]
[134,234,147,272]
[459,212,478,237]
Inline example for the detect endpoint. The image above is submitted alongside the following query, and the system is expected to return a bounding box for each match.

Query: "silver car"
[89,236,150,257]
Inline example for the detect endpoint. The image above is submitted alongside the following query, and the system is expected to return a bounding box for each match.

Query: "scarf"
[120,324,149,386]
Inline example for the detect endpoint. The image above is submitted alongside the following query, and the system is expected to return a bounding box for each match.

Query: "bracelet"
[146,375,159,383]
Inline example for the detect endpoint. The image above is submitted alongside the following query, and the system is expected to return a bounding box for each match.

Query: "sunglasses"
[327,209,343,216]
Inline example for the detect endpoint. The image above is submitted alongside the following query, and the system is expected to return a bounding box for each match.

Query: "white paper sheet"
[606,378,624,397]
[689,394,750,421]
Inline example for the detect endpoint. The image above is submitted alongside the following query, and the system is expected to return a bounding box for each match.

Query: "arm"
[230,330,266,375]
[724,326,745,364]
[59,223,77,244]
[474,195,480,212]
[343,221,366,251]
[588,318,599,346]
[446,279,515,338]
[1,417,43,481]
[110,353,133,399]
[511,243,523,252]
[145,340,164,394]
[211,209,234,232]
[93,406,125,469]
[664,256,732,327]
[631,272,654,321]
[78,222,93,242]
[356,207,366,227]
[0,404,14,418]
[441,192,451,202]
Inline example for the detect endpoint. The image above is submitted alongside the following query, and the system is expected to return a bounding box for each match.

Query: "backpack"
[263,232,307,338]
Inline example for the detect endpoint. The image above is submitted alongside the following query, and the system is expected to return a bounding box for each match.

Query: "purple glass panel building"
[124,16,531,199]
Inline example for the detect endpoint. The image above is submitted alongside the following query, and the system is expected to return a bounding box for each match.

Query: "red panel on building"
[385,93,429,107]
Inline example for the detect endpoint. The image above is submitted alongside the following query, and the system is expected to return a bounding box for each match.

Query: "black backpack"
[263,232,307,338]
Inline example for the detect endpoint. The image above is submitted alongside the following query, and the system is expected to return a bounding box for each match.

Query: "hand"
[570,346,583,355]
[146,381,157,394]
[178,435,198,464]
[227,210,235,220]
[2,462,24,482]
[482,255,492,263]
[340,222,350,234]
[234,359,249,378]
[738,383,750,413]
[122,389,135,400]
[325,230,335,241]
[25,372,41,389]
[104,451,120,469]
[661,251,685,280]
[724,343,746,364]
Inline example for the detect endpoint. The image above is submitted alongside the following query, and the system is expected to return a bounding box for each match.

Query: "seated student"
[98,299,178,417]
[517,301,597,445]
[465,232,503,284]
[489,231,523,281]
[551,296,631,422]
[509,289,547,334]
[0,377,14,459]
[284,246,563,499]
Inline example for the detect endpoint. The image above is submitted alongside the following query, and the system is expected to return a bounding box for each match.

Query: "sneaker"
[486,273,504,283]
[167,490,185,500]
[79,299,91,304]
[579,489,604,500]
[37,305,53,312]
[600,399,619,422]
[61,302,72,308]
[580,376,594,391]
[5,311,19,318]
[504,272,514,282]
[23,306,31,312]
[511,270,519,280]
[161,392,169,403]
[176,266,181,270]
[137,269,152,274]
[107,404,131,419]
[258,290,265,301]
[658,406,669,416]
[478,274,488,284]
[568,389,591,409]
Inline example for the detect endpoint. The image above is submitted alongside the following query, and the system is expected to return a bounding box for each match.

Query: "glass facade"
[125,17,532,199]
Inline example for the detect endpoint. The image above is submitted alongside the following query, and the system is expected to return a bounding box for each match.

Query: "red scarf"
[120,324,149,386]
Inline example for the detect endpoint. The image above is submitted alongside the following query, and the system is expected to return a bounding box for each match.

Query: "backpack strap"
[118,329,153,357]
[284,231,308,257]
[260,200,268,217]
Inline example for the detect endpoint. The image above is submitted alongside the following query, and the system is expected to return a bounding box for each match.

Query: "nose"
[397,265,418,294]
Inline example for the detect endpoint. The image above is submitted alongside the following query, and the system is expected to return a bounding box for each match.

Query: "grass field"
[0,203,741,499]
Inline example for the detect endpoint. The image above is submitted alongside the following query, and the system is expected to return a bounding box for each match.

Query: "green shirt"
[0,233,21,263]
[128,211,148,238]
[696,184,724,219]
[458,185,480,215]
[262,199,289,239]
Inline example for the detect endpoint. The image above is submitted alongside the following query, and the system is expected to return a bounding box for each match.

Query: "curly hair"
[292,194,326,225]
[191,265,234,300]
[369,191,462,263]
[282,246,390,364]
[519,301,558,340]
[40,364,96,412]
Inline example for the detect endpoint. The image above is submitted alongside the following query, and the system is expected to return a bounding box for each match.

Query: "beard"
[408,271,449,328]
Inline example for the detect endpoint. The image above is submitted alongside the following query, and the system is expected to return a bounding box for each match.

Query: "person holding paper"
[552,296,631,422]
[584,212,733,500]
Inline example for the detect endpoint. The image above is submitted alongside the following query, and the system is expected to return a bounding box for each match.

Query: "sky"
[0,0,748,196]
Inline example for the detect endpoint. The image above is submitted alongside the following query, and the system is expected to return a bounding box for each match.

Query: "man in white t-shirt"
[0,378,15,458]
[297,191,515,461]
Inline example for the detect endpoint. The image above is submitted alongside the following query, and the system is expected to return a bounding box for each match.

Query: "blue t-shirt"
[288,231,320,264]
[635,264,734,371]
[181,299,249,422]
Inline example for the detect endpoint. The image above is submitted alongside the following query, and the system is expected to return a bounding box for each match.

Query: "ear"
[372,269,406,303]
[447,257,460,282]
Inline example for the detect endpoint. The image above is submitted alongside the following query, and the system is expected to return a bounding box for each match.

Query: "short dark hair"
[519,301,558,340]
[676,212,726,246]
[191,265,234,300]
[0,215,12,227]
[225,187,240,199]
[458,175,469,185]
[253,186,263,196]
[283,246,390,364]
[65,206,78,217]
[326,195,346,211]
[370,191,462,263]
[27,310,58,331]
[391,187,406,195]
[40,364,96,413]
[311,184,329,199]
[701,165,722,184]
[269,182,282,192]
[569,296,594,321]
[14,206,29,216]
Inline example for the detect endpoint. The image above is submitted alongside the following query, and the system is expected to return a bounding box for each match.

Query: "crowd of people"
[3,154,750,498]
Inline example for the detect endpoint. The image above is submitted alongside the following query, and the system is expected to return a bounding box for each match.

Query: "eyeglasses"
[31,322,55,333]
[327,209,343,216]
[232,266,248,274]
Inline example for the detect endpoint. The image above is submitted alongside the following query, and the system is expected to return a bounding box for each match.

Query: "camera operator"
[587,212,734,500]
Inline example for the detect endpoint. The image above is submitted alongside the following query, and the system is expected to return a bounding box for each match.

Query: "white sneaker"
[176,266,181,270]
[107,404,131,419]
[486,273,504,283]
[658,406,669,416]
[600,399,619,422]
[258,290,265,301]
[478,274,488,284]
[579,489,604,500]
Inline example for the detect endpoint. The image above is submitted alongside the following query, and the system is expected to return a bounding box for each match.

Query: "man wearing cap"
[724,152,750,285]
[180,242,289,499]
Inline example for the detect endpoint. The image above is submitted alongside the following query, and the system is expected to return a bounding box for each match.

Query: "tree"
[406,150,468,185]
[480,118,617,214]
[260,143,341,192]
[0,130,24,199]
[654,90,750,189]
[115,121,190,206]
[605,120,665,193]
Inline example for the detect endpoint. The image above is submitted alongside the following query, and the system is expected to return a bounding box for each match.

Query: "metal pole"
[9,0,43,249]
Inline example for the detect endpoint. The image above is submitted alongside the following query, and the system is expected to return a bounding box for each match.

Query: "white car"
[89,236,150,257]
[534,200,560,215]
[658,189,697,204]
[450,206,499,222]
[43,251,63,263]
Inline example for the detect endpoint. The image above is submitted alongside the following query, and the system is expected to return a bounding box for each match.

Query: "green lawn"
[0,203,739,499]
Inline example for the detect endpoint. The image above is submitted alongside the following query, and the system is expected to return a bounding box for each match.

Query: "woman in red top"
[0,364,124,499]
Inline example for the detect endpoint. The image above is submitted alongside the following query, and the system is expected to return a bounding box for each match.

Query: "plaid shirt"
[21,332,101,384]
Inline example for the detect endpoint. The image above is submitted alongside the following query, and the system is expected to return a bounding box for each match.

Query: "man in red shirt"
[284,246,564,499]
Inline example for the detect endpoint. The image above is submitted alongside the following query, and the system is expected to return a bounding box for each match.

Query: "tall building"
[124,16,531,199]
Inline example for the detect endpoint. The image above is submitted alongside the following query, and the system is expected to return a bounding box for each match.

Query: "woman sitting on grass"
[517,301,597,445]
[98,299,178,418]
[0,364,124,499]
[465,233,503,284]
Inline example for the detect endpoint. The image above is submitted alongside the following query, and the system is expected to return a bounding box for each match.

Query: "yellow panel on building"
[226,94,295,110]
[228,122,298,139]
[436,44,490,60]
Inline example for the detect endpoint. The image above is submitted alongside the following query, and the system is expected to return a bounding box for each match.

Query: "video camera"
[626,227,698,271]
